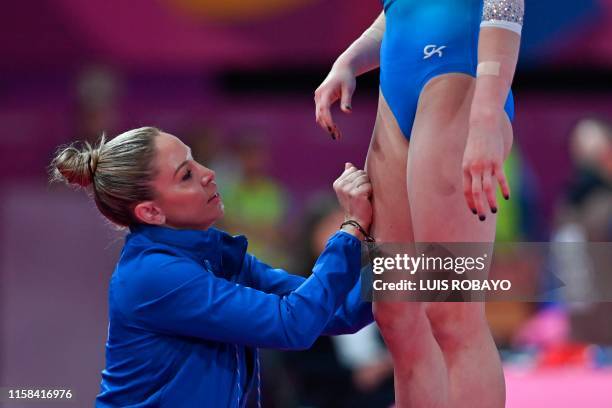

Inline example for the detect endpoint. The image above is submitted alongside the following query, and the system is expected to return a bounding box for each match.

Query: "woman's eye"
[182,169,192,181]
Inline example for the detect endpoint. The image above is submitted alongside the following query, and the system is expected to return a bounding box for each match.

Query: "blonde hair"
[49,127,161,227]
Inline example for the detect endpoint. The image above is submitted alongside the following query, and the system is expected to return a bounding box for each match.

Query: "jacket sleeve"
[124,231,361,350]
[238,254,305,296]
[240,250,373,335]
[322,278,374,336]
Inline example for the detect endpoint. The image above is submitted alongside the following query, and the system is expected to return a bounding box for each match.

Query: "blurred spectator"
[553,117,612,264]
[74,65,121,143]
[282,196,394,408]
[184,122,242,193]
[566,118,612,206]
[513,117,612,352]
[221,128,291,268]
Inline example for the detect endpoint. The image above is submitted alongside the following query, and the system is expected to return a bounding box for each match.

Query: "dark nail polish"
[479,215,486,222]
[345,105,352,111]
[327,126,332,133]
[330,134,336,140]
[471,208,477,215]
[491,207,497,214]
[504,194,510,200]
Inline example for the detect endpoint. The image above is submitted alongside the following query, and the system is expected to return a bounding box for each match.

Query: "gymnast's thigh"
[365,91,414,243]
[406,73,494,333]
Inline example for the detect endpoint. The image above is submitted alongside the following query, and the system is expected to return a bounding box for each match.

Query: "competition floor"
[505,366,612,407]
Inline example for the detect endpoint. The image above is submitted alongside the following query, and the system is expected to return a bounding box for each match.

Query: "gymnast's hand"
[462,118,511,220]
[333,163,373,234]
[314,64,356,140]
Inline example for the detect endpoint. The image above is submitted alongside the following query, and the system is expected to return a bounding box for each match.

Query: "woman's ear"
[134,201,166,225]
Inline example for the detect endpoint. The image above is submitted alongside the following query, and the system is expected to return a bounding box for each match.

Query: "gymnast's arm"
[314,12,385,139]
[333,12,385,77]
[463,0,524,214]
[472,0,523,124]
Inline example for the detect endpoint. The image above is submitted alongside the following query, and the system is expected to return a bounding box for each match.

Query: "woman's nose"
[200,168,216,186]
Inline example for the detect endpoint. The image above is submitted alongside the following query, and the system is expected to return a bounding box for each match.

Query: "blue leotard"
[380,0,515,139]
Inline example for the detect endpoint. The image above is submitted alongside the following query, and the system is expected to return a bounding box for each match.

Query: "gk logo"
[423,44,446,59]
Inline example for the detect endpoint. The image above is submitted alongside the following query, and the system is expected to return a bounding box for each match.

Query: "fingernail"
[479,215,486,222]
[491,207,497,214]
[471,208,477,215]
[344,105,352,111]
[327,126,332,133]
[504,194,510,200]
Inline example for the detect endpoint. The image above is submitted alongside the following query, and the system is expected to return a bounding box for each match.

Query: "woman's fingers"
[463,168,477,215]
[335,167,370,196]
[482,166,497,213]
[465,159,510,219]
[338,163,356,179]
[355,182,373,199]
[314,74,356,140]
[341,169,366,188]
[470,165,486,221]
[339,81,355,114]
[333,163,355,190]
[333,164,373,230]
[336,163,357,180]
[315,94,338,139]
[351,174,371,191]
[493,162,511,200]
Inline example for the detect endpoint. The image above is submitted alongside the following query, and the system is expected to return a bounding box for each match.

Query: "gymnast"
[49,127,375,407]
[314,0,524,406]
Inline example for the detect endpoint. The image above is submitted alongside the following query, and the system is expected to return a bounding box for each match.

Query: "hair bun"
[48,128,158,227]
[50,144,96,188]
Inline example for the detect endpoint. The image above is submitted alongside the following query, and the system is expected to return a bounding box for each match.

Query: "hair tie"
[87,153,95,178]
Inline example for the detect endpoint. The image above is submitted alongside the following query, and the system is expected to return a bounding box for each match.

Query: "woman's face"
[147,132,224,230]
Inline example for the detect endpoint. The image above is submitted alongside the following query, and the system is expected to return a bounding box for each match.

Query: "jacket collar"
[128,223,248,277]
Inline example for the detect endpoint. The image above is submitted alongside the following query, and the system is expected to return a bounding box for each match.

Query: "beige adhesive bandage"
[477,61,501,77]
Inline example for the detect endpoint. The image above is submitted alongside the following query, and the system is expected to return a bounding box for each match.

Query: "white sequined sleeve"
[481,0,524,35]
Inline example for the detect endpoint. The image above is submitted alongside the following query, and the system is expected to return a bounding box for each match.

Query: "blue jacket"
[95,224,373,407]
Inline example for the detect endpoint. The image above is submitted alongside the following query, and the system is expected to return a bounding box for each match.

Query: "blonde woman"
[50,127,375,407]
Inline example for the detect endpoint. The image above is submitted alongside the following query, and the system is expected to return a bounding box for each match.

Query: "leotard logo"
[423,45,446,59]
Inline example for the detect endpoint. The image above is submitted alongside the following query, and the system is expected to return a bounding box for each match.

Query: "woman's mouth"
[208,192,220,203]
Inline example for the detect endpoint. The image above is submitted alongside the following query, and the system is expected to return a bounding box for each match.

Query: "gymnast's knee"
[427,302,487,351]
[373,301,426,336]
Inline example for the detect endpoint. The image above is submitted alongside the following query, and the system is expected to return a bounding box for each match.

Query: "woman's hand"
[314,64,356,140]
[462,116,511,221]
[333,163,373,233]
